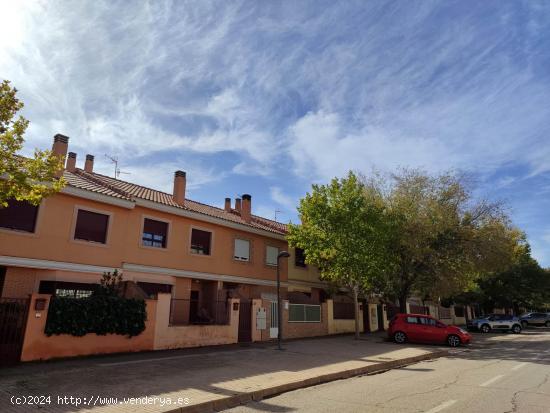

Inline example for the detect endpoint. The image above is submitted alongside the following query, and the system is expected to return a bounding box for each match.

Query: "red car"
[388,313,472,347]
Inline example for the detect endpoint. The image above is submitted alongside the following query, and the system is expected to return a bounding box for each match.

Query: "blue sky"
[1,1,550,266]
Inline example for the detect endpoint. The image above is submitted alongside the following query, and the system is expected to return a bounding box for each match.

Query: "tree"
[0,80,64,207]
[476,245,550,314]
[97,269,124,297]
[287,172,392,339]
[364,169,521,312]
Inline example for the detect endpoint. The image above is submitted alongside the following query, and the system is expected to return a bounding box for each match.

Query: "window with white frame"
[234,239,250,261]
[266,245,279,266]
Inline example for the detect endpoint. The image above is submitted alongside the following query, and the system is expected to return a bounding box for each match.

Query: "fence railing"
[409,304,429,315]
[332,302,355,320]
[439,306,452,319]
[289,303,321,323]
[170,299,229,326]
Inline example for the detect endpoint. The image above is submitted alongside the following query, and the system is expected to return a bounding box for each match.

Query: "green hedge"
[44,296,146,337]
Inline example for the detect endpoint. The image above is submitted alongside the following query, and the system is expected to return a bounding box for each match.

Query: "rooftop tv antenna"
[105,154,131,179]
[274,209,282,221]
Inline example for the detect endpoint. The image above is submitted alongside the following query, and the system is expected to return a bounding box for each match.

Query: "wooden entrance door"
[238,300,252,342]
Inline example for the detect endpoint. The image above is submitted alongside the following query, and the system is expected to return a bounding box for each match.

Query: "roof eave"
[135,198,287,240]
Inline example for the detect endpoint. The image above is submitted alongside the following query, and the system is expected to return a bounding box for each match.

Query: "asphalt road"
[225,329,550,413]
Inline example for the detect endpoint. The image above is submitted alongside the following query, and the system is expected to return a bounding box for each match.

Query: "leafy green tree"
[477,245,550,314]
[0,80,64,207]
[287,172,392,339]
[364,169,521,312]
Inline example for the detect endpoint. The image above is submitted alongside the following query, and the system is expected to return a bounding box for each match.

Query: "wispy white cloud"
[1,1,550,264]
[270,186,296,212]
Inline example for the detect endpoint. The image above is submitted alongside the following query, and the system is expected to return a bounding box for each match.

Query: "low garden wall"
[153,293,240,350]
[327,299,364,335]
[21,294,156,361]
[283,301,328,339]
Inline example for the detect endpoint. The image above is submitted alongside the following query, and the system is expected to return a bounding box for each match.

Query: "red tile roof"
[63,169,288,235]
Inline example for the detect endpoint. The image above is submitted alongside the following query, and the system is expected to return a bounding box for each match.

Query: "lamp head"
[278,251,291,259]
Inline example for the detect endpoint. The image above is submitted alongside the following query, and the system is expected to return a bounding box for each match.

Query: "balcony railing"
[169,299,229,326]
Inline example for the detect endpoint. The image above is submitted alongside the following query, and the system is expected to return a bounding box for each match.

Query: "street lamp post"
[276,250,290,351]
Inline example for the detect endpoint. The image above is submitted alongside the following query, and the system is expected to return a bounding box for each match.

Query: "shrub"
[44,295,146,337]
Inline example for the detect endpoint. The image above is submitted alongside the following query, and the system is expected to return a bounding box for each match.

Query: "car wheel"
[545,321,550,328]
[512,324,522,334]
[393,331,407,344]
[480,324,491,333]
[447,335,461,347]
[521,321,528,328]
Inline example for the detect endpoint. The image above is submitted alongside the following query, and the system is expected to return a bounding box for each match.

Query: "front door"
[0,298,30,367]
[238,300,252,342]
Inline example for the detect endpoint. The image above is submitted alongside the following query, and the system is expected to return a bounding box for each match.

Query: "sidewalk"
[1,334,447,413]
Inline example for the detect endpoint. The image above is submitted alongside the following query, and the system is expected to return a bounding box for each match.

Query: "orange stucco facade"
[0,192,287,288]
[0,135,333,363]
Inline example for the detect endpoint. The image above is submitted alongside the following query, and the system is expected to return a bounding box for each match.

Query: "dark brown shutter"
[191,229,211,254]
[0,200,39,232]
[74,210,109,243]
[143,219,168,237]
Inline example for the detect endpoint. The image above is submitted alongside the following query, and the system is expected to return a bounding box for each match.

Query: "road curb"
[171,349,449,413]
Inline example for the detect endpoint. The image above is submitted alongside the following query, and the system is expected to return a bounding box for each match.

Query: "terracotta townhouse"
[0,135,340,364]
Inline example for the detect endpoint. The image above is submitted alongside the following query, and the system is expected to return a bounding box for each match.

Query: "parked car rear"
[388,313,471,347]
[519,312,550,328]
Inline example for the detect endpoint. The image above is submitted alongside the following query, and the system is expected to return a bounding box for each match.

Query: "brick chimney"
[235,198,242,213]
[51,134,69,178]
[84,154,94,173]
[173,170,186,206]
[66,152,77,172]
[241,194,252,223]
[224,197,231,212]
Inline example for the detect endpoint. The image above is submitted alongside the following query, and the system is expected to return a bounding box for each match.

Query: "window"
[74,209,109,244]
[0,266,6,297]
[190,228,212,255]
[0,199,39,233]
[295,248,306,267]
[234,239,250,261]
[266,245,279,266]
[289,304,321,322]
[142,218,168,248]
[406,316,418,324]
[419,317,437,326]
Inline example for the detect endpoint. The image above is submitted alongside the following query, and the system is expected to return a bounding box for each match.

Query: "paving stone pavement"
[0,334,446,413]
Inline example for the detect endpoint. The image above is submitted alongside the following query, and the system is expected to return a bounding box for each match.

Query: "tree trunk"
[512,302,520,316]
[353,285,360,340]
[398,294,408,313]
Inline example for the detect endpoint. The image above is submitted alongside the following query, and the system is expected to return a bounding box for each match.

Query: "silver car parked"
[519,312,550,328]
[467,314,522,334]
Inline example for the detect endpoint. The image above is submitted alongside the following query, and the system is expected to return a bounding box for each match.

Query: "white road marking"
[511,362,527,371]
[424,399,458,413]
[480,374,505,387]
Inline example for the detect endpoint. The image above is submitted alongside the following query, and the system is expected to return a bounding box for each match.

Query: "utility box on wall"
[256,307,266,330]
